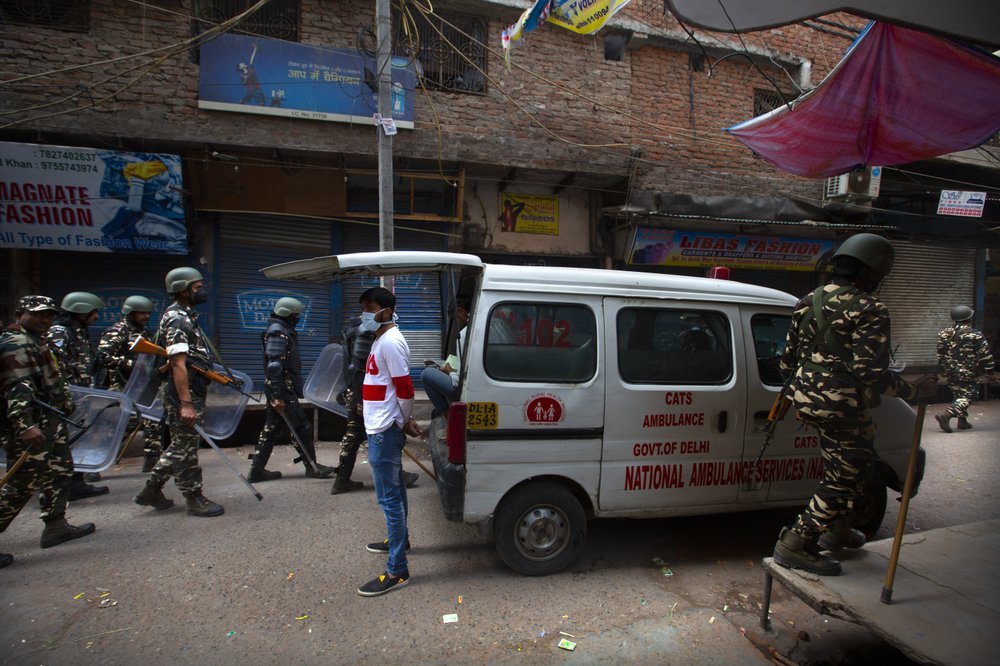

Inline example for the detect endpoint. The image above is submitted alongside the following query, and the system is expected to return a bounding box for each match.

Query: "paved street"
[1,400,996,665]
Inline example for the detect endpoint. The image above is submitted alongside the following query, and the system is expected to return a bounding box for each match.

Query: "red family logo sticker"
[524,394,564,425]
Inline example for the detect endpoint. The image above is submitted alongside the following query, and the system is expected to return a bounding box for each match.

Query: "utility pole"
[376,0,394,254]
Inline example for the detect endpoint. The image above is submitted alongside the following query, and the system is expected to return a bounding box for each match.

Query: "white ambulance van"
[264,252,922,576]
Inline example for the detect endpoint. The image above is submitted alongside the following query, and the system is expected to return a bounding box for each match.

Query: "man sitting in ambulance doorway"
[421,296,471,418]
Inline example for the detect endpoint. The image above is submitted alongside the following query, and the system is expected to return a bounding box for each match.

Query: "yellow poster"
[500,193,559,235]
[547,0,633,36]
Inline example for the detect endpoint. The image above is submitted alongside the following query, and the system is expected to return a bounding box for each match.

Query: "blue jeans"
[367,425,409,576]
[421,367,458,416]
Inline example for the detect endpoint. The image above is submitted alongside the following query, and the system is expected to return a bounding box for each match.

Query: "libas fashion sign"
[198,33,416,129]
[627,228,836,271]
[0,142,187,254]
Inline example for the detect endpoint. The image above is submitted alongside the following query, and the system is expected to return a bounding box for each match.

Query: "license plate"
[467,402,498,429]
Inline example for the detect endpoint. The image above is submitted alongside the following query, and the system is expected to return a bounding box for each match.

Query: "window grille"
[193,0,299,42]
[409,12,488,94]
[753,88,791,116]
[0,0,88,31]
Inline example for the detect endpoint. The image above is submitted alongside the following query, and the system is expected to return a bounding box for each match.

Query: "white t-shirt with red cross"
[362,325,415,435]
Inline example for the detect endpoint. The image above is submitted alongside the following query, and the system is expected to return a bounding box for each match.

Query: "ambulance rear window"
[484,303,597,383]
[617,308,732,385]
[750,314,791,386]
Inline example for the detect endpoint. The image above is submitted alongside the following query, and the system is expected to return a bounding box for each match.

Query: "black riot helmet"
[951,305,974,322]
[832,233,895,278]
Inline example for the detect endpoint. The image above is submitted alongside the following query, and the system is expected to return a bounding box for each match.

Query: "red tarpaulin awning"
[727,22,1000,179]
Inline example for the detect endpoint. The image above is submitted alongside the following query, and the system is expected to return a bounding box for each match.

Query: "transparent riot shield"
[303,343,347,417]
[123,355,255,439]
[0,387,133,474]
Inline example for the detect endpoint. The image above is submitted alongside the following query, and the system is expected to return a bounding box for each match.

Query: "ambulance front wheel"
[494,482,587,576]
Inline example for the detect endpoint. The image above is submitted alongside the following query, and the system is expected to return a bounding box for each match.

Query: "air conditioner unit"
[824,166,882,202]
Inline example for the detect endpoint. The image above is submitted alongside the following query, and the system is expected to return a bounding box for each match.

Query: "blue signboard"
[198,33,415,128]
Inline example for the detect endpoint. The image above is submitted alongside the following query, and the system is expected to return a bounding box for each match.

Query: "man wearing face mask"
[248,297,334,482]
[772,233,937,576]
[47,291,109,500]
[357,287,422,597]
[133,267,224,517]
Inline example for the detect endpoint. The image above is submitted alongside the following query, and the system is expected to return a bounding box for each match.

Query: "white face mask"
[360,308,387,333]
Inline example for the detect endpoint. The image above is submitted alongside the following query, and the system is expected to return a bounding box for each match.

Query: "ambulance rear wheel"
[494,482,586,576]
[848,468,887,540]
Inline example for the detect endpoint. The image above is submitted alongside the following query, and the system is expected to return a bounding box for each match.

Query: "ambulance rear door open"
[600,299,748,512]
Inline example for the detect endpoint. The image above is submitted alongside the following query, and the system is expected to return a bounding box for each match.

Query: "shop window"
[484,303,597,383]
[617,308,732,385]
[193,0,299,42]
[750,314,791,386]
[1,0,88,31]
[344,169,463,222]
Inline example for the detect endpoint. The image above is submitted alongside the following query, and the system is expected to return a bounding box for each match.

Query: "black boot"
[331,475,365,495]
[141,454,159,474]
[68,473,109,501]
[0,553,12,569]
[935,412,953,433]
[185,493,224,517]
[40,518,96,548]
[305,463,335,479]
[957,417,973,430]
[248,467,282,482]
[134,481,175,510]
[773,527,841,575]
[817,519,866,551]
[84,472,102,482]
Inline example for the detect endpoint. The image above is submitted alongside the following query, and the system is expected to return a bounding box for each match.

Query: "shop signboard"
[198,33,416,129]
[499,193,559,235]
[627,228,836,271]
[0,142,188,254]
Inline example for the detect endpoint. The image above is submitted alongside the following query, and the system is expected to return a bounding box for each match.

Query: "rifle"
[130,336,257,401]
[753,388,792,469]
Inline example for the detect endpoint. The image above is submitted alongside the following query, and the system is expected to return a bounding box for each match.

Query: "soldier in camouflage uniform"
[47,291,109,500]
[133,268,223,517]
[773,233,937,576]
[96,295,163,471]
[935,305,996,432]
[1,296,97,569]
[248,297,334,482]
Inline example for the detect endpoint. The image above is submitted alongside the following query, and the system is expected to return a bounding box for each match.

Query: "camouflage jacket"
[97,317,148,390]
[0,323,74,435]
[780,278,918,423]
[937,323,995,382]
[47,317,94,386]
[157,301,212,385]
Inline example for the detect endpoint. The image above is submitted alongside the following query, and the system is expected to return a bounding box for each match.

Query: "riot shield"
[123,356,254,439]
[0,387,134,474]
[303,343,347,417]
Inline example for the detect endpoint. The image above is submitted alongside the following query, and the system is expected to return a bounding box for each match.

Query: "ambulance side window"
[484,303,597,382]
[617,308,732,384]
[750,314,791,386]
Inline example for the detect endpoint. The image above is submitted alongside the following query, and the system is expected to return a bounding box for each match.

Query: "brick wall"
[0,0,866,205]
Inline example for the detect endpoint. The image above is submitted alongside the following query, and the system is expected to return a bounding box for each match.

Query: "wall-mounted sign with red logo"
[524,393,564,425]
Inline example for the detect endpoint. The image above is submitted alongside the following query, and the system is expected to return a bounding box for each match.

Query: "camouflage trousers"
[945,381,979,419]
[791,417,876,542]
[337,388,366,480]
[0,424,72,531]
[252,397,316,469]
[149,392,205,496]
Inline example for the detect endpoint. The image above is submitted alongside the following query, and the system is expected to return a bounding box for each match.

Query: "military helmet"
[832,233,894,277]
[61,291,104,314]
[122,295,155,315]
[165,267,204,295]
[951,305,974,322]
[273,297,304,317]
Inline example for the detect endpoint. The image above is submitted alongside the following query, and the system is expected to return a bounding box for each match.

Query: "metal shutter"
[216,216,333,385]
[878,240,977,370]
[340,223,447,383]
[40,252,185,341]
